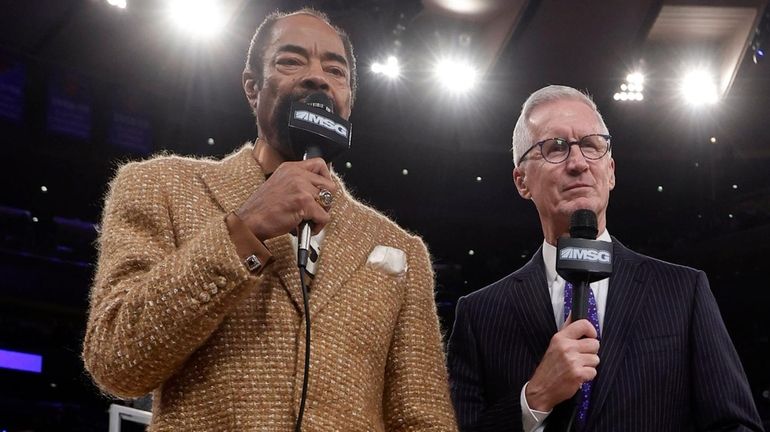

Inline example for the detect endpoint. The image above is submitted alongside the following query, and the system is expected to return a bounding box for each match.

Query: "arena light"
[168,0,225,38]
[371,56,401,79]
[106,0,127,9]
[613,71,644,102]
[680,68,719,106]
[433,58,478,94]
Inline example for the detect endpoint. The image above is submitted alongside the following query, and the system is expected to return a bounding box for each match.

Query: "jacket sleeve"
[690,271,763,431]
[382,237,458,431]
[448,296,524,432]
[82,162,261,398]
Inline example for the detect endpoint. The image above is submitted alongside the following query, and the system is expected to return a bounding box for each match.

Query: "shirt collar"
[542,230,612,283]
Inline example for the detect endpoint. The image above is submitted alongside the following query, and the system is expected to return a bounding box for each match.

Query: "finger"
[562,319,598,340]
[580,366,598,382]
[561,313,572,329]
[580,353,600,368]
[278,160,337,193]
[306,172,337,193]
[576,337,600,354]
[300,157,333,180]
[306,206,331,234]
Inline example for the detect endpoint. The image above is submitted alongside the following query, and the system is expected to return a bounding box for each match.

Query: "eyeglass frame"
[517,133,612,166]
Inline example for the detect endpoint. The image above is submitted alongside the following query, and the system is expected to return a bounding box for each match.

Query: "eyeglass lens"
[541,135,609,162]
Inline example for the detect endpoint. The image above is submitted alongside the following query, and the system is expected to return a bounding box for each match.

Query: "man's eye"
[550,140,568,151]
[277,58,302,66]
[327,67,346,77]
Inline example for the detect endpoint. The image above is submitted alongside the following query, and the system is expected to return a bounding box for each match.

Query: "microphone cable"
[294,262,311,432]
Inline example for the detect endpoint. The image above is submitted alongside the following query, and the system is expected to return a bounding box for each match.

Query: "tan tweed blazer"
[83,145,457,431]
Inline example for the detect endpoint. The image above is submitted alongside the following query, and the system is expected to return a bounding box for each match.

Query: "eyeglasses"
[518,134,612,165]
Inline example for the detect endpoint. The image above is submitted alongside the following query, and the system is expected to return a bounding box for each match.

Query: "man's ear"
[513,166,531,199]
[243,69,259,109]
[609,157,616,190]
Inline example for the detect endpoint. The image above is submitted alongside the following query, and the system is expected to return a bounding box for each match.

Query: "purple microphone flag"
[0,349,43,373]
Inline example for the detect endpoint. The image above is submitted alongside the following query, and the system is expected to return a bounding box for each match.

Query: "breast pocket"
[634,333,681,356]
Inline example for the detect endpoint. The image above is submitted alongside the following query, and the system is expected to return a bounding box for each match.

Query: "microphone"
[289,92,352,268]
[287,92,352,432]
[289,92,351,164]
[555,210,612,321]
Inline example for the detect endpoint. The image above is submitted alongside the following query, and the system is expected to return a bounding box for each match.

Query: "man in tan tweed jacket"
[83,8,457,431]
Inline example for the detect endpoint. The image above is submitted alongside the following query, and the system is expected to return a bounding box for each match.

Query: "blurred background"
[0,0,768,429]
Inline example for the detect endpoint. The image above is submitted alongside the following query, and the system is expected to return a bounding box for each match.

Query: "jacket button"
[215,276,228,288]
[199,292,211,303]
[207,282,218,295]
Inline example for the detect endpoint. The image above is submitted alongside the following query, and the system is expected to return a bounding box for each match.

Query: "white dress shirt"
[520,230,612,432]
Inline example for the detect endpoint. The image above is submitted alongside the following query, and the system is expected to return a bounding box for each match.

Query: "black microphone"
[288,92,352,432]
[289,92,351,164]
[555,209,612,321]
[289,92,351,268]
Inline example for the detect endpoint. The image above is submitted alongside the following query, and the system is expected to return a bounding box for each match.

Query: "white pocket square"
[366,245,407,276]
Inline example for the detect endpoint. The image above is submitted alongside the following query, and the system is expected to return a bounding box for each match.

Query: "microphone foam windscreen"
[305,92,333,114]
[569,209,598,240]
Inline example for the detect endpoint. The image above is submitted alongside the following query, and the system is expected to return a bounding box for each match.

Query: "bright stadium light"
[627,72,644,86]
[168,0,225,38]
[434,58,478,94]
[106,0,127,9]
[613,71,644,103]
[371,56,401,79]
[681,69,719,106]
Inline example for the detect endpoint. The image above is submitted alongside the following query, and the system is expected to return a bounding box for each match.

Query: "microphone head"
[304,92,333,114]
[288,92,351,162]
[569,209,598,240]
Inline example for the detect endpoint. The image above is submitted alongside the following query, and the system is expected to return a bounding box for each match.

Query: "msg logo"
[560,247,611,263]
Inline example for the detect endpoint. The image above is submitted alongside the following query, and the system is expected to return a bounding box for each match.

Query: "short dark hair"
[245,8,358,105]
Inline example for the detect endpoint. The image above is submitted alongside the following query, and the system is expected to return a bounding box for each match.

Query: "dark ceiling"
[0,0,769,428]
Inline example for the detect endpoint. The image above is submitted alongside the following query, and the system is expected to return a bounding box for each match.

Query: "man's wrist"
[521,382,551,432]
[225,212,273,274]
[524,380,554,413]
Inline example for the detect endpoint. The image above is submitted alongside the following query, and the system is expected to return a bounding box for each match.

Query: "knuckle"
[299,193,315,207]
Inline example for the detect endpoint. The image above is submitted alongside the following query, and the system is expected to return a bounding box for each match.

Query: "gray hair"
[511,85,609,167]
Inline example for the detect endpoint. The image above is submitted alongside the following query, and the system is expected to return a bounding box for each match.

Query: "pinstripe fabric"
[448,238,763,432]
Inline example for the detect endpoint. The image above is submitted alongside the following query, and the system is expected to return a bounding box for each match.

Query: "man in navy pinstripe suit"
[447,85,763,431]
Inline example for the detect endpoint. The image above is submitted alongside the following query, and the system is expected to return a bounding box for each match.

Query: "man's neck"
[252,138,285,175]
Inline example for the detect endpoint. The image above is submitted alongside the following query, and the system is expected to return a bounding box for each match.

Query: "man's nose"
[565,143,589,172]
[300,60,330,91]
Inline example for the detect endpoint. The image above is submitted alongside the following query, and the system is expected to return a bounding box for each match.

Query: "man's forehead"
[268,14,344,52]
[528,99,599,136]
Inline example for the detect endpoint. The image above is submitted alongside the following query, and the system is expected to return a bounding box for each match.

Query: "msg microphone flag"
[556,210,613,321]
[556,210,612,283]
[288,93,351,162]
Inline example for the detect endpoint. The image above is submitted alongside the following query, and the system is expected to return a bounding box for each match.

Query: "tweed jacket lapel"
[585,238,649,429]
[506,248,558,358]
[198,144,305,312]
[306,179,378,320]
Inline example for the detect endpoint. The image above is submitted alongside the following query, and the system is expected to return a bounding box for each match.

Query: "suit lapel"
[506,248,558,358]
[307,179,377,320]
[585,239,649,429]
[197,144,305,312]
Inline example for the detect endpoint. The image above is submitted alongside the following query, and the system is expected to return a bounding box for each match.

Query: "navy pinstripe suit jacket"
[448,239,763,431]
